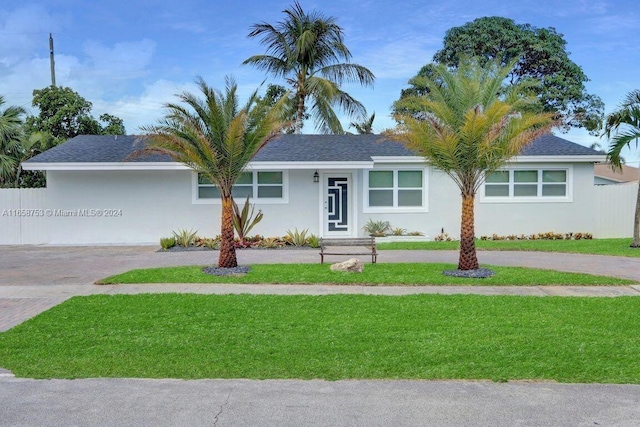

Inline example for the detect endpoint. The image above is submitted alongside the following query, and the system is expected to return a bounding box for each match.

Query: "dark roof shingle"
[25,133,602,165]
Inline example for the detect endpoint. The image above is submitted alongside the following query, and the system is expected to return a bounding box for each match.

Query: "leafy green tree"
[401,17,603,134]
[243,1,375,134]
[99,114,126,135]
[388,60,555,271]
[602,89,640,248]
[140,77,284,268]
[25,86,125,142]
[0,95,26,186]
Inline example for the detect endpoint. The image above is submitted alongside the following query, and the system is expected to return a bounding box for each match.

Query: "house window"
[366,169,425,210]
[484,169,568,199]
[196,171,285,201]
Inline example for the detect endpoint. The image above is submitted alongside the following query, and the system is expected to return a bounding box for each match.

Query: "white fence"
[1,184,638,244]
[0,189,49,244]
[593,182,638,238]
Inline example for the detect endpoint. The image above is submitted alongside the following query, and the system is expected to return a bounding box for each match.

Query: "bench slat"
[319,237,377,264]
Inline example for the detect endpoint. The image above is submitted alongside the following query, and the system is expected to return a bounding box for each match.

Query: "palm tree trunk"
[458,193,479,270]
[632,182,640,247]
[295,93,305,134]
[218,196,238,268]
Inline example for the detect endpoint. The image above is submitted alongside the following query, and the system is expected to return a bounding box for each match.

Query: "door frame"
[319,171,357,237]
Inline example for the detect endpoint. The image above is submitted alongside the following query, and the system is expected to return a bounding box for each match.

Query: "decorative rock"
[202,266,251,276]
[442,268,495,279]
[330,258,364,273]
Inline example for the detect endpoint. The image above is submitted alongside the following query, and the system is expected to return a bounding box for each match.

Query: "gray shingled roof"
[25,133,602,165]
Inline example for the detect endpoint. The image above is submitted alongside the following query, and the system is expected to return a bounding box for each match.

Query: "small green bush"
[160,236,176,250]
[173,228,198,247]
[307,234,320,248]
[363,219,390,237]
[285,228,309,246]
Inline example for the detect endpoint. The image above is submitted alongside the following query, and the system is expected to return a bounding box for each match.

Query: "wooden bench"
[319,237,377,264]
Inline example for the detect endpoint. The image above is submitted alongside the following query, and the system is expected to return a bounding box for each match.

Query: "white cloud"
[82,38,156,80]
[93,79,198,133]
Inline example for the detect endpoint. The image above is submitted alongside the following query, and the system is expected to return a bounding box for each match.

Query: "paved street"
[1,245,639,426]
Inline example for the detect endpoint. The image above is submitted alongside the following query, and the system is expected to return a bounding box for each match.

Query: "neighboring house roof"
[594,163,640,183]
[23,133,605,171]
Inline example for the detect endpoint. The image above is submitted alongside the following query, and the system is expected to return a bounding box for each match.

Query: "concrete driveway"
[1,245,640,426]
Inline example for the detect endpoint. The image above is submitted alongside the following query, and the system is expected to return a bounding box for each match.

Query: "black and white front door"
[323,174,352,236]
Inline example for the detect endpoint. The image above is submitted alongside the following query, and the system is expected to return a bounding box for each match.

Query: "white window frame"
[192,170,289,204]
[480,166,573,203]
[363,167,429,213]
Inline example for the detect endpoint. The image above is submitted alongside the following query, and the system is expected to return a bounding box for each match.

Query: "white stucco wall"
[43,169,321,244]
[356,163,597,239]
[27,162,599,245]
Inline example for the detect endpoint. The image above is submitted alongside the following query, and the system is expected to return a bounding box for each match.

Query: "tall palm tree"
[243,1,375,134]
[140,77,284,268]
[0,96,26,186]
[388,60,556,271]
[603,89,640,248]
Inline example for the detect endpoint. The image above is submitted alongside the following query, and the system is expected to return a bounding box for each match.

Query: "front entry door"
[324,174,352,236]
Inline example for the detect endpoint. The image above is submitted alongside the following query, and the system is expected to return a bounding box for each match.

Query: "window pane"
[369,171,393,188]
[542,170,566,183]
[198,186,220,199]
[514,184,538,197]
[369,190,393,206]
[236,172,253,185]
[514,170,538,183]
[257,186,282,198]
[198,174,214,184]
[258,171,282,184]
[485,185,509,197]
[485,171,509,183]
[232,186,253,199]
[398,171,422,188]
[398,189,422,206]
[542,184,566,196]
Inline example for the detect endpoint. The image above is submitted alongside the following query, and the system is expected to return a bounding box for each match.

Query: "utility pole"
[49,33,56,86]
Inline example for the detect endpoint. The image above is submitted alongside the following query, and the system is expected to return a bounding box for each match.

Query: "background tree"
[399,17,602,134]
[25,86,126,142]
[140,77,284,268]
[603,89,640,248]
[349,112,375,134]
[388,60,555,272]
[0,96,25,186]
[243,1,375,134]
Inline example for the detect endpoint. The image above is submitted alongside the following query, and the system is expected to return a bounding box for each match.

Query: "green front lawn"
[378,238,640,257]
[1,294,638,383]
[97,263,634,286]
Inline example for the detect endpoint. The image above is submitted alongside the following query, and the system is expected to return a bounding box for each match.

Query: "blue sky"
[1,0,638,163]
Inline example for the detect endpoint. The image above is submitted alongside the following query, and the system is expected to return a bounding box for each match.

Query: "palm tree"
[349,112,375,134]
[603,89,640,248]
[243,1,375,134]
[388,60,556,271]
[0,96,26,186]
[140,77,284,268]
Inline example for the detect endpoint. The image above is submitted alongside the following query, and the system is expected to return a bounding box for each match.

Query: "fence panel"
[0,189,49,244]
[593,183,638,238]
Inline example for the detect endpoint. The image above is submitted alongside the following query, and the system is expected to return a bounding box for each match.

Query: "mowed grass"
[378,238,640,257]
[96,263,634,286]
[0,294,639,383]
